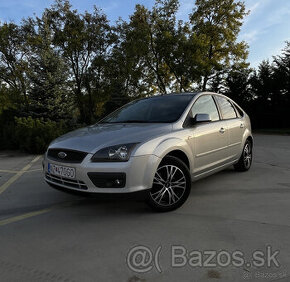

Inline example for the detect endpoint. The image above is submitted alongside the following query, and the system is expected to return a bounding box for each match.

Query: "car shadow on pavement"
[50,186,153,215]
[47,166,239,214]
[43,165,249,215]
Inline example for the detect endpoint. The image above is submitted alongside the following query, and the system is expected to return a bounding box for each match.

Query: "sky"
[0,0,289,68]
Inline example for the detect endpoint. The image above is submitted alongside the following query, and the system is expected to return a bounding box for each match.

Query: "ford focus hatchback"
[43,92,253,211]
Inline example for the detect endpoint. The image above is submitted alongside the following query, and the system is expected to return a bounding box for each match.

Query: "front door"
[188,95,230,175]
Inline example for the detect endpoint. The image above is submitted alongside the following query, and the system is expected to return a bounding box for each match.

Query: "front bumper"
[43,153,160,193]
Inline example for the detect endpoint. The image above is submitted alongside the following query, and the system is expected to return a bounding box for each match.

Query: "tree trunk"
[75,86,85,123]
[202,75,208,91]
[87,88,93,124]
[157,72,167,94]
[202,44,213,91]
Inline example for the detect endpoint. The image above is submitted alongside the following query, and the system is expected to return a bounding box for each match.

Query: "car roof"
[138,91,227,101]
[142,92,198,99]
[166,92,198,96]
[160,92,198,96]
[147,91,222,97]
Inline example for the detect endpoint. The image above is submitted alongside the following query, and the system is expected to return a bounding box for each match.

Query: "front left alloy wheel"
[147,156,191,212]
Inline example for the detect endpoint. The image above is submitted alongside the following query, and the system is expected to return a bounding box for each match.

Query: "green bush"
[14,116,67,153]
[0,109,18,150]
[0,120,17,150]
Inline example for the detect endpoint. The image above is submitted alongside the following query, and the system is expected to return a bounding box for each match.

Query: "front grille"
[45,173,88,190]
[47,149,87,163]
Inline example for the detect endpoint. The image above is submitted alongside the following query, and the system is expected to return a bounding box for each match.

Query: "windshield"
[100,95,193,123]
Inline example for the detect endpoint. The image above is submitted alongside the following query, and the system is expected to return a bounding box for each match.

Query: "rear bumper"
[43,152,160,193]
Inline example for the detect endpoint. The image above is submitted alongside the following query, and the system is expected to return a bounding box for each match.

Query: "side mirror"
[185,113,211,127]
[194,113,211,123]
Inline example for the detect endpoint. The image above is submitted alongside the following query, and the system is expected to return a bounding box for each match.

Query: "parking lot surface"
[0,134,289,282]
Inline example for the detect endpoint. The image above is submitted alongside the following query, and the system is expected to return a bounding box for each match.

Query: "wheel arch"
[246,135,253,147]
[152,138,192,169]
[236,132,253,162]
[164,150,190,170]
[145,138,193,188]
[242,128,253,148]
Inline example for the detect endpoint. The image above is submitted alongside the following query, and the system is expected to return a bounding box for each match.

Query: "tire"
[146,156,191,212]
[234,140,253,172]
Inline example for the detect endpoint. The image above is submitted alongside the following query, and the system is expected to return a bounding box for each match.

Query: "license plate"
[48,163,76,179]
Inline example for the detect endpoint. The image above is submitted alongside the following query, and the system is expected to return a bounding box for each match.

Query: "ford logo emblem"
[58,152,67,159]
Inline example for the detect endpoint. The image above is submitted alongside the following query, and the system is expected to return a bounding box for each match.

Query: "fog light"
[87,172,126,188]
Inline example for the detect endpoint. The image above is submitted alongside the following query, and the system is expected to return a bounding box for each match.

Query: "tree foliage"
[0,22,30,108]
[25,14,73,120]
[0,0,289,152]
[190,0,249,90]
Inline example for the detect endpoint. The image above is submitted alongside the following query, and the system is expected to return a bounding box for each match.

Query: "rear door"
[188,95,230,175]
[214,96,245,160]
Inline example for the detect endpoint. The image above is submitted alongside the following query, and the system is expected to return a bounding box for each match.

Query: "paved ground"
[0,134,289,282]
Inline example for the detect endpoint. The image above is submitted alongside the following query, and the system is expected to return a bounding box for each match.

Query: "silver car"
[43,92,253,211]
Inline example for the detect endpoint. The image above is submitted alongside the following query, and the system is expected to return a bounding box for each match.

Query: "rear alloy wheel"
[234,140,253,171]
[147,156,191,212]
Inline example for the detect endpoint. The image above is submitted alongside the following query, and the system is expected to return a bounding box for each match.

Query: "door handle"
[240,123,244,128]
[219,127,225,134]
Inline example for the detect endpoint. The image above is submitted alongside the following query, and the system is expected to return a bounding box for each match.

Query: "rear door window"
[215,96,237,120]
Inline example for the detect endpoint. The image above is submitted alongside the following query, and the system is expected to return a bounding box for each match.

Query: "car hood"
[49,123,172,153]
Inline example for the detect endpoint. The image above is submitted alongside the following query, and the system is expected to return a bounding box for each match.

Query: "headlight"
[91,143,139,162]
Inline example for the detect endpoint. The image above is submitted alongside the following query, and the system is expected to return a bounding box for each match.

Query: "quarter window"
[215,96,237,120]
[190,95,220,121]
[234,104,244,117]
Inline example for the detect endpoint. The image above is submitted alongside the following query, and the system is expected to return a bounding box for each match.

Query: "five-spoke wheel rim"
[243,143,252,169]
[150,165,187,206]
